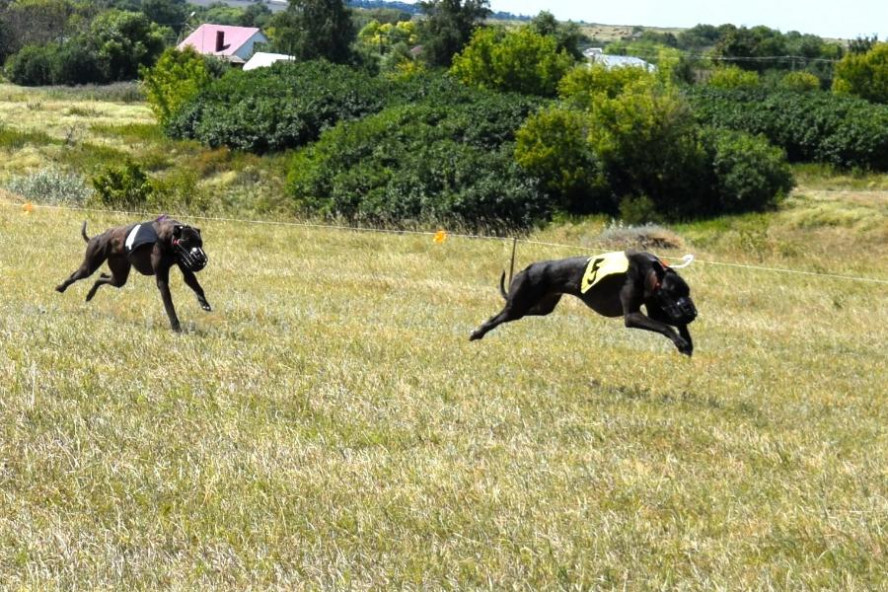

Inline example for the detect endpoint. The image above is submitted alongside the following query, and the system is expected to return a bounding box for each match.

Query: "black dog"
[56,216,211,332]
[470,250,698,355]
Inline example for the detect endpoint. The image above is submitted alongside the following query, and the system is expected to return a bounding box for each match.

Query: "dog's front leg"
[623,311,691,356]
[180,268,212,312]
[155,266,181,332]
[677,324,693,356]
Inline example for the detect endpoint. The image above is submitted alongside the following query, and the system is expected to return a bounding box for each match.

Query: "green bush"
[5,44,54,86]
[778,71,821,92]
[49,41,105,85]
[288,99,549,229]
[707,65,760,89]
[687,86,888,170]
[168,61,388,153]
[558,63,656,108]
[5,41,104,86]
[91,161,156,211]
[516,81,794,220]
[701,127,794,214]
[584,81,711,218]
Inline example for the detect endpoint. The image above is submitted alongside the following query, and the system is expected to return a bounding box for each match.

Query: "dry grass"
[1,194,888,589]
[3,81,888,589]
[0,84,154,149]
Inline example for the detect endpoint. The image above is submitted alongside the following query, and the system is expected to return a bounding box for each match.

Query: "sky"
[485,0,887,41]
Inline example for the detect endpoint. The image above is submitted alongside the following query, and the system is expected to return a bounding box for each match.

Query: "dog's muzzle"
[658,294,697,325]
[176,245,208,272]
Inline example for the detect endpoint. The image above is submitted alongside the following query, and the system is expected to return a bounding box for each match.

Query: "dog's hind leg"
[56,242,107,293]
[470,306,523,340]
[470,292,559,340]
[527,293,562,316]
[85,258,130,302]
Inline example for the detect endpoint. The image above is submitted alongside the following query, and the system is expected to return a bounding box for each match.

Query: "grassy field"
[2,84,888,588]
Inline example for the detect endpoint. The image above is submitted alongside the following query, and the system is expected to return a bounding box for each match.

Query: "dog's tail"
[499,236,517,300]
[81,220,90,242]
[499,271,509,300]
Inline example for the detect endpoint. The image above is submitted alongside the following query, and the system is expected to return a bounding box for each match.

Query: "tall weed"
[3,167,93,205]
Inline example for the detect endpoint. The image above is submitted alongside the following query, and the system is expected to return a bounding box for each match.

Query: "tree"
[90,10,165,81]
[141,47,212,128]
[714,25,786,72]
[848,35,878,55]
[141,0,188,34]
[416,0,489,68]
[358,19,417,55]
[239,3,273,28]
[676,24,721,49]
[450,26,573,97]
[0,15,10,64]
[529,10,584,60]
[832,42,888,104]
[0,0,87,58]
[270,0,355,63]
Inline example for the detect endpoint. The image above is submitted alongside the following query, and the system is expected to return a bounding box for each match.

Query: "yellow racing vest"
[580,251,629,294]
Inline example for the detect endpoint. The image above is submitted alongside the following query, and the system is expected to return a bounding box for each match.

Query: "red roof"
[177,24,264,57]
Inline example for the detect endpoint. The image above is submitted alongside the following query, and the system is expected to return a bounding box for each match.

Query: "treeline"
[607,24,845,87]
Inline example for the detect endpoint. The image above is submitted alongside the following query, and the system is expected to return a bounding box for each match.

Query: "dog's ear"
[646,260,666,294]
[194,227,201,236]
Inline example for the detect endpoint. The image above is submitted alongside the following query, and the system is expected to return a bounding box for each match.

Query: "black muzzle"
[176,245,208,272]
[658,294,697,325]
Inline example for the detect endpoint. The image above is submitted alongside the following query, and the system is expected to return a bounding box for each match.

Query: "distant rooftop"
[178,24,264,57]
[583,47,656,71]
[243,52,296,71]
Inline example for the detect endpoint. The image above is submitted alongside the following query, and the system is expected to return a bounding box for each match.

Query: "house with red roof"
[177,24,269,64]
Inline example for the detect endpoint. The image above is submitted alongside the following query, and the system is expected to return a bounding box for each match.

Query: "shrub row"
[687,87,888,170]
[167,61,390,154]
[168,63,794,227]
[287,98,548,229]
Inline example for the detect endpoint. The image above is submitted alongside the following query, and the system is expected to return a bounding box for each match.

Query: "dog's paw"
[676,339,693,357]
[469,330,483,341]
[200,301,212,312]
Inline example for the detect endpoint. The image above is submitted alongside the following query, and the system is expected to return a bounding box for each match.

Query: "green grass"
[1,197,888,589]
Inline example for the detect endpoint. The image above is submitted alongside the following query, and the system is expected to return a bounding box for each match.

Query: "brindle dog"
[56,217,211,332]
